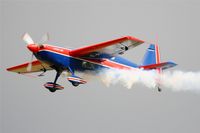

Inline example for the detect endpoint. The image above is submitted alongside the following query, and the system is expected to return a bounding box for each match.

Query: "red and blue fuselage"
[32,44,138,73]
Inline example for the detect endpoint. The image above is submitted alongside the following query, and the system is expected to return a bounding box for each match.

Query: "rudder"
[141,44,160,66]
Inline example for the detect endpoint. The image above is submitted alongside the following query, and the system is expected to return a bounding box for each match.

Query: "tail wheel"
[158,87,162,92]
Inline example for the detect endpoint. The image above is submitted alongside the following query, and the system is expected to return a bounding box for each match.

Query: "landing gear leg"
[67,67,81,87]
[48,71,61,92]
[158,87,162,92]
[68,66,74,76]
[155,84,162,92]
[53,71,61,86]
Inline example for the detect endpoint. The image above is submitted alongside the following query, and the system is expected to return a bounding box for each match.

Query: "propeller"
[23,33,34,44]
[22,33,49,71]
[27,53,34,72]
[40,33,49,44]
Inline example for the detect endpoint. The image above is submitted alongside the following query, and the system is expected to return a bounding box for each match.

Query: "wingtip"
[6,67,12,71]
[124,35,145,43]
[168,61,178,66]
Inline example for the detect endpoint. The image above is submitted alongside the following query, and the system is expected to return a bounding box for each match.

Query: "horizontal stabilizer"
[139,61,177,70]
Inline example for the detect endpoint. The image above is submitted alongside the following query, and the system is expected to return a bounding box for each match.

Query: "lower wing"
[7,60,53,74]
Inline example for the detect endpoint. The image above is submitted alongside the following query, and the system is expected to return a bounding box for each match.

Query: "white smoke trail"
[100,69,158,89]
[160,71,200,92]
[100,69,200,92]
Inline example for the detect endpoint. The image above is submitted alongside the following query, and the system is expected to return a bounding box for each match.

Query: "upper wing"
[69,36,144,57]
[7,60,53,74]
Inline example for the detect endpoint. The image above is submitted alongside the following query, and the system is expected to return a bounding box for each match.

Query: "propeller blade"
[27,53,34,72]
[40,33,49,44]
[23,33,34,44]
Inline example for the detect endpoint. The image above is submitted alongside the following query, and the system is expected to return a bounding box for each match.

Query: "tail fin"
[140,44,177,70]
[142,44,160,66]
[140,44,177,92]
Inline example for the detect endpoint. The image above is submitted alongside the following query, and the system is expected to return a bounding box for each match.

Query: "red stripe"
[155,45,160,64]
[155,45,161,73]
[139,62,166,70]
[84,58,132,70]
[44,84,64,89]
[67,77,87,83]
[42,44,70,55]
[102,60,131,69]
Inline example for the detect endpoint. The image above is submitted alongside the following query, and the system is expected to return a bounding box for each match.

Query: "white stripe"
[148,49,155,52]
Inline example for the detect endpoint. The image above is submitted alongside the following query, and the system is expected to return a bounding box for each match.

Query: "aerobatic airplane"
[7,33,177,92]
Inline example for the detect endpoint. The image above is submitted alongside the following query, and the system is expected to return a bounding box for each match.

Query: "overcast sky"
[1,0,200,133]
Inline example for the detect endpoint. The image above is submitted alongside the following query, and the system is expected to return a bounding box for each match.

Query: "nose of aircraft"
[27,44,39,53]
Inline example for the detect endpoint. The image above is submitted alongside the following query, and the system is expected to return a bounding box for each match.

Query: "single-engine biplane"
[7,33,177,92]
